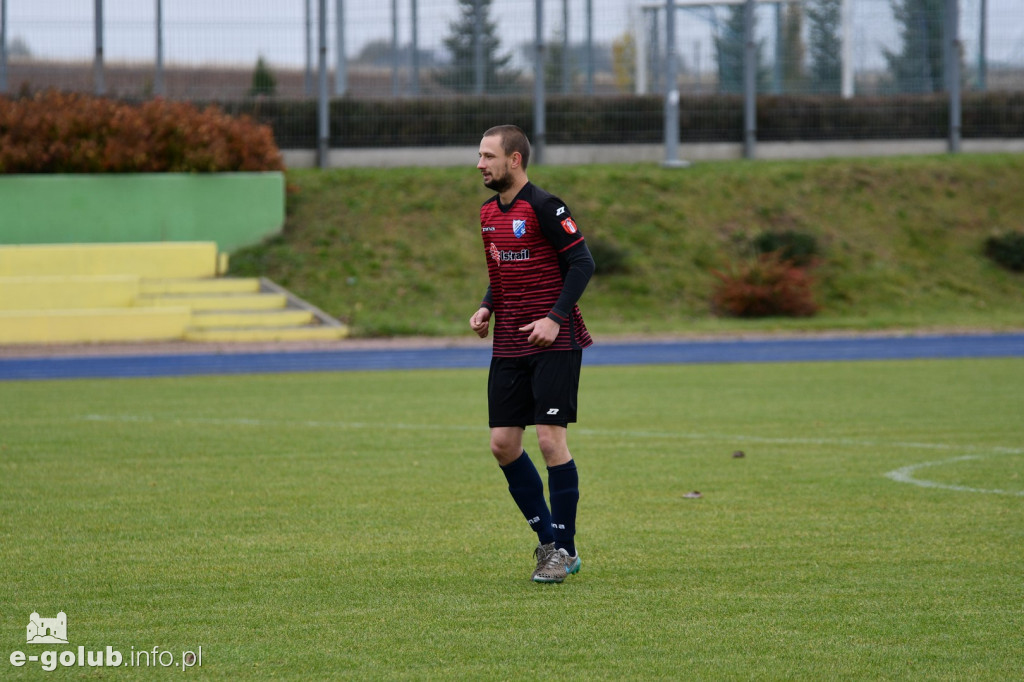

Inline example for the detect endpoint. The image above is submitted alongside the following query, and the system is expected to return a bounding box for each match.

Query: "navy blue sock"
[547,460,579,557]
[500,451,555,546]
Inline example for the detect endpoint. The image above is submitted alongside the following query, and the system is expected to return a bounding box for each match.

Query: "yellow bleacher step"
[190,310,315,329]
[0,307,191,344]
[135,292,288,312]
[140,278,260,296]
[185,326,348,343]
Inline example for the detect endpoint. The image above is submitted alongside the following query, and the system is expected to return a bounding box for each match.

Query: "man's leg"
[492,427,555,547]
[536,425,579,558]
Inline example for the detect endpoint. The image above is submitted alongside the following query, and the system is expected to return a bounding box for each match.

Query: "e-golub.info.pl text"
[10,646,203,672]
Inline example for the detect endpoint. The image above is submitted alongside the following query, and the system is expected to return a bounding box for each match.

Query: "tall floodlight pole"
[1,0,8,94]
[94,0,105,95]
[335,0,347,95]
[318,0,330,167]
[663,0,688,167]
[534,0,546,165]
[155,0,165,96]
[742,0,756,159]
[410,0,419,95]
[946,0,961,153]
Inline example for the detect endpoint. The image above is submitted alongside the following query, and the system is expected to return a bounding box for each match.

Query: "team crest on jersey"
[561,217,578,234]
[512,219,527,239]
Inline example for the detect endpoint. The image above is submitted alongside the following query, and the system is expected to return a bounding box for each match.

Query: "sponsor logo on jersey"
[561,217,578,234]
[488,243,530,266]
[512,219,527,239]
[482,225,496,232]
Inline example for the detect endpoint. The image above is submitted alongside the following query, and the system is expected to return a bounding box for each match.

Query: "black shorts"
[487,350,583,428]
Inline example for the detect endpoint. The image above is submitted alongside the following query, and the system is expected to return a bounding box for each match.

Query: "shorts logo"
[512,219,527,239]
[561,217,578,234]
[546,408,560,415]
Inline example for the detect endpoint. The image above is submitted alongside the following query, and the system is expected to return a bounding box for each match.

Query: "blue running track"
[1,333,1023,381]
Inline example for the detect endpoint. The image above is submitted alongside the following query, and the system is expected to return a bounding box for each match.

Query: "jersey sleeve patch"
[561,217,578,234]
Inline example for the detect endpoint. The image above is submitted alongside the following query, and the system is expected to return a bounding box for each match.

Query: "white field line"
[79,414,1023,496]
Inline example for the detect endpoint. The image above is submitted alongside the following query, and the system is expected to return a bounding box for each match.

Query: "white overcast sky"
[4,0,1021,70]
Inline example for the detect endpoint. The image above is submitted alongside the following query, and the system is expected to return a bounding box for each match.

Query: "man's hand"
[470,307,491,338]
[519,317,560,347]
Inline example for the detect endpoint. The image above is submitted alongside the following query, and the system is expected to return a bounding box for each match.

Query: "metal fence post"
[663,0,688,168]
[947,0,961,153]
[585,0,594,95]
[305,0,313,96]
[474,0,484,94]
[94,0,104,95]
[155,0,164,96]
[410,0,419,96]
[335,0,347,96]
[534,0,546,165]
[391,0,399,97]
[318,0,330,168]
[742,0,756,159]
[0,0,7,95]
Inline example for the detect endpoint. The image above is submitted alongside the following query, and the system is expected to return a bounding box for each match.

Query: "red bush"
[712,253,819,318]
[0,90,284,173]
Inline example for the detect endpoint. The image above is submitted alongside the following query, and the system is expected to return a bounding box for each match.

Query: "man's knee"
[536,425,571,467]
[490,429,523,464]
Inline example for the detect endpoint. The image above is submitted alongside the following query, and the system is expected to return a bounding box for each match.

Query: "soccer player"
[469,125,595,583]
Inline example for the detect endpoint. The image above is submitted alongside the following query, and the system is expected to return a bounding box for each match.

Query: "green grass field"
[2,358,1022,679]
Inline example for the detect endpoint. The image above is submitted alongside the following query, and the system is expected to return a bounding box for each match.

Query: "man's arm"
[548,241,595,325]
[520,241,595,347]
[470,287,493,338]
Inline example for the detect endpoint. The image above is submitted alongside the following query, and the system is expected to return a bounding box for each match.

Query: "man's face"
[477,135,514,193]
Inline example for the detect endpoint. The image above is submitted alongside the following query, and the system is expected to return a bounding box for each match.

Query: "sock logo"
[527,516,541,526]
[551,523,566,530]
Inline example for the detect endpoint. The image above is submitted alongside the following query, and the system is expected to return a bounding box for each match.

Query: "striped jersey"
[479,182,593,358]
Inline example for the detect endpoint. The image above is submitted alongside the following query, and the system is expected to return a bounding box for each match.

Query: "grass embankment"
[229,154,1024,337]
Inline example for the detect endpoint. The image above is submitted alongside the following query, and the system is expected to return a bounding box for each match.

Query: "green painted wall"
[0,173,285,253]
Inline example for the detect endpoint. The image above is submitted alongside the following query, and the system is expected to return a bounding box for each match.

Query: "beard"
[483,169,514,193]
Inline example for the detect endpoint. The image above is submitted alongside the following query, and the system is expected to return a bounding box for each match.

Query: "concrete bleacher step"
[140,278,260,296]
[135,291,289,312]
[185,325,347,343]
[0,242,348,345]
[189,309,315,329]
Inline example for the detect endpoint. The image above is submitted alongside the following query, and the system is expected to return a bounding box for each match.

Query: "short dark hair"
[483,125,531,169]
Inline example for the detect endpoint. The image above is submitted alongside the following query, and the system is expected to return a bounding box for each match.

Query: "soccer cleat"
[531,542,556,582]
[532,546,581,583]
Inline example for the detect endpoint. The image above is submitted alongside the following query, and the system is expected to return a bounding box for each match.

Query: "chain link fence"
[1,0,1022,157]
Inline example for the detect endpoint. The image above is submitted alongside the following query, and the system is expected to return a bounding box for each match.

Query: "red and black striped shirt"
[479,182,594,358]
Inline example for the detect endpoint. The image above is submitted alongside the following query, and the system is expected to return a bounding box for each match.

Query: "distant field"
[2,358,1022,679]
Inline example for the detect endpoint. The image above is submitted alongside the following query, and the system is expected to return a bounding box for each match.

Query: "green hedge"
[220,92,1024,149]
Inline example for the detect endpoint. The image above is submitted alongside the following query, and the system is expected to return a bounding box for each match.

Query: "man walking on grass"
[469,124,595,583]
